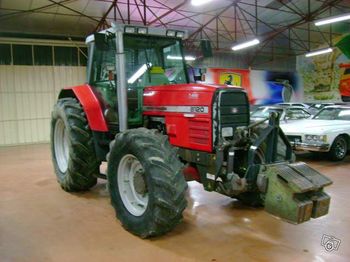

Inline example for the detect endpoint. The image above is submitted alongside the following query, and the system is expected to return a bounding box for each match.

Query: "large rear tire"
[50,98,99,191]
[107,128,187,238]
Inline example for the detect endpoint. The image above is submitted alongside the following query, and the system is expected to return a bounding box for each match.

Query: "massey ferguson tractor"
[51,23,332,238]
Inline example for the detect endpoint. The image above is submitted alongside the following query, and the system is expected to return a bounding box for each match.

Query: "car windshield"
[310,103,333,109]
[285,108,310,120]
[251,108,283,118]
[313,108,350,120]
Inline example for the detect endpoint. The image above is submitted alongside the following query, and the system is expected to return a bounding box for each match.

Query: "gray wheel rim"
[335,139,346,159]
[54,118,69,173]
[117,154,149,216]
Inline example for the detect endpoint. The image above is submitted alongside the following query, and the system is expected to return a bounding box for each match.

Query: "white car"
[251,106,311,123]
[281,106,350,161]
[277,102,311,109]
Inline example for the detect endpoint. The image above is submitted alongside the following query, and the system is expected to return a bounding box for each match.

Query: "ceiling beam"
[0,0,75,20]
[148,0,188,26]
[94,0,117,31]
[187,1,241,40]
[47,0,100,22]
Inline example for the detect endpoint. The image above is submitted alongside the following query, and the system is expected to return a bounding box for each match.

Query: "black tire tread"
[51,98,99,192]
[108,128,187,238]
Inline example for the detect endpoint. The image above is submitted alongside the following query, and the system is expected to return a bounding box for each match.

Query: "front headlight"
[305,134,327,142]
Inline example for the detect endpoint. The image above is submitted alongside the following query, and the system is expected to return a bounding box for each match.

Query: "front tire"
[107,128,187,238]
[51,98,99,191]
[329,136,348,161]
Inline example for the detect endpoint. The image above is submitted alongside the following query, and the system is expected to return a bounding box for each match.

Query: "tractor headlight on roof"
[305,135,327,142]
[176,31,185,38]
[166,30,186,38]
[137,27,148,34]
[166,30,176,37]
[124,26,136,34]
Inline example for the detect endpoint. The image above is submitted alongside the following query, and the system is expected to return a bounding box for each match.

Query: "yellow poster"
[219,72,242,86]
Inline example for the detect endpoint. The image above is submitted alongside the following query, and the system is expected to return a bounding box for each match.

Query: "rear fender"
[58,84,109,132]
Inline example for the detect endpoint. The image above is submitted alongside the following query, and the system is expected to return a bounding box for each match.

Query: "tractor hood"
[143,83,245,107]
[144,83,243,93]
[142,83,248,153]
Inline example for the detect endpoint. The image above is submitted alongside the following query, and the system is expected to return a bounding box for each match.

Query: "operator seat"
[141,66,169,87]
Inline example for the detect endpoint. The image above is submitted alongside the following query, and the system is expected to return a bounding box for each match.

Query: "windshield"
[124,34,188,88]
[313,108,350,120]
[251,107,283,118]
[285,108,310,120]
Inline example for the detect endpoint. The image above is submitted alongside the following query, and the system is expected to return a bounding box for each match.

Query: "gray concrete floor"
[0,144,349,262]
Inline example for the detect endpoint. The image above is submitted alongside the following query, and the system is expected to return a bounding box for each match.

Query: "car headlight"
[305,134,327,142]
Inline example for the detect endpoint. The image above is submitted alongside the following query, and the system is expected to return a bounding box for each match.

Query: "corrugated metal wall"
[194,53,296,72]
[0,65,85,145]
[193,53,249,69]
[0,37,86,146]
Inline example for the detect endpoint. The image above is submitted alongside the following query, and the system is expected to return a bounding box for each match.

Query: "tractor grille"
[188,119,211,146]
[219,90,250,133]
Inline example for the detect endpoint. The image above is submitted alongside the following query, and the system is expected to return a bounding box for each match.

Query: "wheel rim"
[117,154,149,216]
[335,139,346,159]
[54,118,69,173]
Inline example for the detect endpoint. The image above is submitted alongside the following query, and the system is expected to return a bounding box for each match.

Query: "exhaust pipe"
[114,27,128,132]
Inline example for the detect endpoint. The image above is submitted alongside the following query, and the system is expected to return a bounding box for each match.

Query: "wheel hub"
[133,170,147,195]
[335,140,346,159]
[117,154,149,216]
[54,118,69,173]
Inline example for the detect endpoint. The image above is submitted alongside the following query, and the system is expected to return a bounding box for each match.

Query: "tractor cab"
[86,24,189,128]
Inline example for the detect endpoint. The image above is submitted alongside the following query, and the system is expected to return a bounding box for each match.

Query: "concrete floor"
[0,144,349,262]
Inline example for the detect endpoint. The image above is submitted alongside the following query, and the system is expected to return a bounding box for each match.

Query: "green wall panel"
[34,45,53,65]
[54,46,78,66]
[0,44,11,65]
[79,47,88,66]
[13,44,33,65]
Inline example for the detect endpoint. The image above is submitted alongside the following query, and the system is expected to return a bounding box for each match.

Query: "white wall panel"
[0,65,86,146]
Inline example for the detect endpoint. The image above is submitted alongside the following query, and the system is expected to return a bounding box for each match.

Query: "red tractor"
[51,23,332,238]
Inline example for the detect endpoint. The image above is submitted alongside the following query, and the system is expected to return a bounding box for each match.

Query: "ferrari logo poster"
[219,72,242,86]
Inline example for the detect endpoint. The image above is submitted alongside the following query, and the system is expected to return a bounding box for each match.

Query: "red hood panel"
[143,83,242,106]
[144,83,241,92]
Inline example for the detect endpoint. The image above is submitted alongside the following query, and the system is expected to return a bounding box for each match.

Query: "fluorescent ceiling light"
[191,0,213,6]
[315,13,350,26]
[127,63,151,84]
[305,48,333,57]
[232,38,260,51]
[167,55,196,61]
[185,56,196,61]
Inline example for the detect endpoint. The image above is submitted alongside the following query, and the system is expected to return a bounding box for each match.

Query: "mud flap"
[261,162,332,224]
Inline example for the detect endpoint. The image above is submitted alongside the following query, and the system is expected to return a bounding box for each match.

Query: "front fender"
[58,84,109,132]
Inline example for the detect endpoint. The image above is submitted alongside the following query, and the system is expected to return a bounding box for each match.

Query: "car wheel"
[329,136,348,161]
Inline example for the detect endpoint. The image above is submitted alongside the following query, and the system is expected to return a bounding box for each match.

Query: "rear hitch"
[259,162,332,224]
